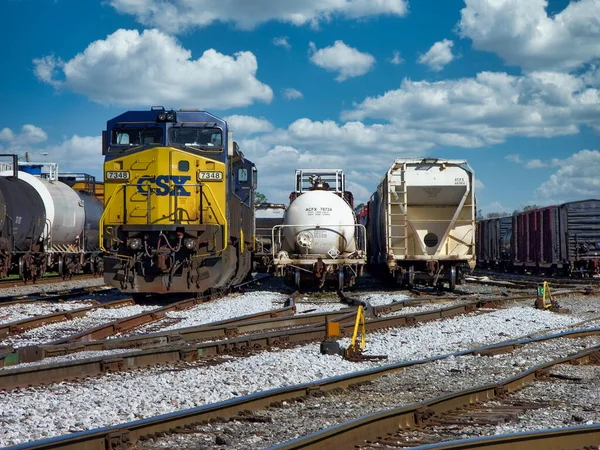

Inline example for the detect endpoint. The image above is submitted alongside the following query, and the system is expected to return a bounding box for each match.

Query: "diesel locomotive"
[100,107,256,296]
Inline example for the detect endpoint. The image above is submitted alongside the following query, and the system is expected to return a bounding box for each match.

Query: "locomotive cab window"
[238,168,248,183]
[169,127,222,151]
[111,127,163,148]
[178,160,190,172]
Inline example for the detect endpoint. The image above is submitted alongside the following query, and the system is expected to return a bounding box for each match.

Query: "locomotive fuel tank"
[283,190,356,256]
[0,175,46,250]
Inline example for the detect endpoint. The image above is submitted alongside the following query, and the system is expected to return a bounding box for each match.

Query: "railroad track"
[0,289,580,389]
[9,326,600,449]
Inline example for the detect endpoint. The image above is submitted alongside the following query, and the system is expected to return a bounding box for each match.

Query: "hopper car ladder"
[387,161,409,257]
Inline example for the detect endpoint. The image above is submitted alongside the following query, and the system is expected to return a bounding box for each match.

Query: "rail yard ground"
[0,275,599,448]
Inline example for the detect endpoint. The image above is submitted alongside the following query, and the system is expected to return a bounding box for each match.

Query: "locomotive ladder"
[388,162,408,257]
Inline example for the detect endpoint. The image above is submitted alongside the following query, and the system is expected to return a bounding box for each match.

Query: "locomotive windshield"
[168,127,222,151]
[111,126,163,147]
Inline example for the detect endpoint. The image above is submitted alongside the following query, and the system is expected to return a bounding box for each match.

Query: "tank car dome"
[283,190,356,256]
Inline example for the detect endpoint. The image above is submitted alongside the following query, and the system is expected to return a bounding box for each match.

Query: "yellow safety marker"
[536,281,553,309]
[345,306,366,359]
[326,321,340,338]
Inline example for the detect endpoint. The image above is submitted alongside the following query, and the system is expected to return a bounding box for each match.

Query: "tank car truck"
[100,107,256,296]
[367,158,476,290]
[272,169,366,291]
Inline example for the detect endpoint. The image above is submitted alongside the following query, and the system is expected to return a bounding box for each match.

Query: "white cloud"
[418,39,455,72]
[389,50,404,65]
[535,149,600,202]
[223,115,274,137]
[282,88,303,100]
[475,179,484,191]
[343,70,600,145]
[273,36,291,50]
[0,125,102,178]
[524,159,547,169]
[33,29,273,109]
[309,40,375,81]
[505,154,522,164]
[459,0,600,72]
[109,0,409,32]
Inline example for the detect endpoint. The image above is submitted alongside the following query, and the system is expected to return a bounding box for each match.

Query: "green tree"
[254,191,267,205]
[486,212,508,218]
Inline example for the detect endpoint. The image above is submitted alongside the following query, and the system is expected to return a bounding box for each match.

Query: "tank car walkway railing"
[271,224,367,261]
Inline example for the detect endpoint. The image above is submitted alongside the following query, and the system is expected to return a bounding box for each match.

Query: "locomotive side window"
[238,168,248,183]
[178,160,190,172]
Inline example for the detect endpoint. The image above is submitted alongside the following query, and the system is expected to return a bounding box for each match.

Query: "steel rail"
[1,293,460,367]
[271,347,600,450]
[0,290,586,389]
[8,328,600,450]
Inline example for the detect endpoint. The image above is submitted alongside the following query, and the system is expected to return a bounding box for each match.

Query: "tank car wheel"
[58,255,65,278]
[448,266,456,291]
[338,269,345,291]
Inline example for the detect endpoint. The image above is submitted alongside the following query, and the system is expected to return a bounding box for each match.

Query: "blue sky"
[1,0,599,215]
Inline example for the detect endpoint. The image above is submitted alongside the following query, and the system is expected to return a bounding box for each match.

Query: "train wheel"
[294,268,301,291]
[407,265,414,289]
[18,256,25,279]
[58,255,65,278]
[338,269,345,291]
[449,266,456,291]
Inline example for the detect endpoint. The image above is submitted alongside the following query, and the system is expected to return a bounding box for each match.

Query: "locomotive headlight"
[127,238,142,250]
[184,238,197,250]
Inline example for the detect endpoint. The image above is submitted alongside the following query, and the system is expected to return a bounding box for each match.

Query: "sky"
[1,0,599,216]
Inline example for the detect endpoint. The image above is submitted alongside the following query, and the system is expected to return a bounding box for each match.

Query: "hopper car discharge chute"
[367,158,476,290]
[100,107,256,297]
[0,155,103,281]
[272,169,366,291]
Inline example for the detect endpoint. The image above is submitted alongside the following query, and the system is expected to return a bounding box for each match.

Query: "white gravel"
[0,305,156,348]
[0,301,591,446]
[0,301,98,325]
[0,278,107,299]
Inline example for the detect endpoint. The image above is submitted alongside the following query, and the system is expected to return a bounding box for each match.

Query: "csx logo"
[136,175,191,196]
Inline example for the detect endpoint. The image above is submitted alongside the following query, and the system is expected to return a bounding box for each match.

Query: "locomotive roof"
[106,108,227,128]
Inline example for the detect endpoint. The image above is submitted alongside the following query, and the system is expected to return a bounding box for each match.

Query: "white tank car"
[273,169,366,291]
[283,190,356,257]
[0,169,85,250]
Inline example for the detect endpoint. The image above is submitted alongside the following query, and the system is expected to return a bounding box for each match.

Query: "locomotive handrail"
[271,223,367,258]
[99,184,126,254]
[99,182,228,257]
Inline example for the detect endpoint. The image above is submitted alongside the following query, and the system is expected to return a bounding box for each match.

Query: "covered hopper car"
[366,158,476,290]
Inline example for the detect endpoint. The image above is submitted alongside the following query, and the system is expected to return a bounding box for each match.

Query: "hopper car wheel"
[18,257,24,279]
[407,265,414,289]
[295,268,301,291]
[449,266,456,291]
